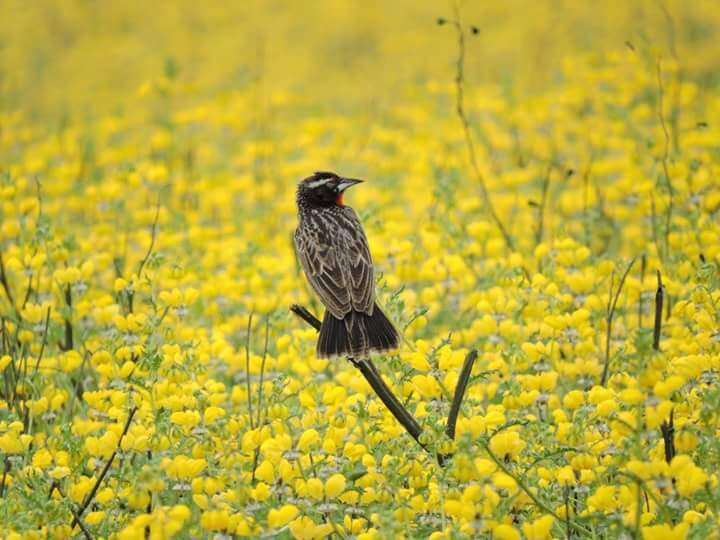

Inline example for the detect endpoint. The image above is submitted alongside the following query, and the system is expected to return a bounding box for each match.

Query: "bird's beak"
[337,178,364,192]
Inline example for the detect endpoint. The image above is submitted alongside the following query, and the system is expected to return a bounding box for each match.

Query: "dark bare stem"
[656,0,681,152]
[144,448,153,527]
[33,307,52,376]
[650,195,660,260]
[62,285,73,351]
[251,447,260,484]
[638,254,647,328]
[136,200,161,280]
[634,477,643,539]
[0,457,9,497]
[480,440,591,536]
[0,253,19,318]
[289,304,320,331]
[290,304,480,466]
[256,316,270,427]
[129,199,161,314]
[535,163,553,247]
[653,270,664,351]
[582,154,595,246]
[51,482,93,540]
[656,60,673,262]
[72,406,137,527]
[445,350,478,440]
[600,257,637,386]
[290,305,437,463]
[245,312,255,430]
[564,486,572,540]
[21,273,33,311]
[352,357,424,444]
[660,409,675,463]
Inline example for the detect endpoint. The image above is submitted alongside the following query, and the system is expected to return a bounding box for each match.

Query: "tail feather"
[317,303,399,359]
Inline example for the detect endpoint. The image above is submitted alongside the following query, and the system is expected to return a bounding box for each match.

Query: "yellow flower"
[289,516,334,540]
[0,355,11,371]
[493,524,521,540]
[255,460,275,483]
[489,431,525,460]
[325,473,347,498]
[268,504,300,529]
[306,477,324,500]
[641,522,689,540]
[204,406,225,424]
[562,389,585,410]
[587,485,619,512]
[200,510,230,531]
[556,465,575,486]
[49,466,71,479]
[32,448,53,469]
[522,515,554,540]
[297,429,320,452]
[163,455,207,480]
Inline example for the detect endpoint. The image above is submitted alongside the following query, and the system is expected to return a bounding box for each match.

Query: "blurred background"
[2,0,719,119]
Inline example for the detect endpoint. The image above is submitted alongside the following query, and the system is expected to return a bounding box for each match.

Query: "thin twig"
[650,195,660,260]
[660,409,675,463]
[564,486,572,540]
[245,312,255,430]
[0,457,9,497]
[480,440,591,536]
[256,316,270,427]
[581,153,595,246]
[21,273,33,311]
[290,304,482,467]
[656,0,681,153]
[290,305,435,462]
[444,4,517,256]
[351,357,425,446]
[129,199,161,314]
[61,285,73,351]
[136,200,161,280]
[653,270,664,351]
[600,257,637,386]
[289,305,320,331]
[50,482,93,540]
[535,163,553,247]
[0,253,19,317]
[638,254,647,329]
[33,307,52,376]
[72,406,138,527]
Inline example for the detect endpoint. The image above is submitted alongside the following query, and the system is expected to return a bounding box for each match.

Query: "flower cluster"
[1,2,720,539]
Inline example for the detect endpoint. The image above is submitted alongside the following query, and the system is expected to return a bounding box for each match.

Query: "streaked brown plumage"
[294,171,399,359]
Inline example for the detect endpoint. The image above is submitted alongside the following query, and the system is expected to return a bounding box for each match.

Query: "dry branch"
[72,406,138,528]
[653,270,664,351]
[290,304,477,466]
[600,257,637,386]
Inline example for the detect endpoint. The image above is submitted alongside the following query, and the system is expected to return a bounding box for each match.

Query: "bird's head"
[297,171,363,208]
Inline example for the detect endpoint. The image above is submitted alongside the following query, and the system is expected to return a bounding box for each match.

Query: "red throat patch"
[336,193,344,206]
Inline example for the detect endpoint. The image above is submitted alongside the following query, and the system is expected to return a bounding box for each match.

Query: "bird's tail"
[317,303,399,359]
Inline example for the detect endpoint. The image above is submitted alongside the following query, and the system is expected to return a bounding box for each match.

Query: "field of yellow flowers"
[2,1,720,538]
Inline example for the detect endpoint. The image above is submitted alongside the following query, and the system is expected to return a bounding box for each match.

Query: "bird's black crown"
[297,171,362,208]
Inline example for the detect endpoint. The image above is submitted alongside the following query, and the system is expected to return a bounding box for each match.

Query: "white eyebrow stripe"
[306,178,333,189]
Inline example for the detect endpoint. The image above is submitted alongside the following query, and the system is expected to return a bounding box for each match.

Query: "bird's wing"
[295,221,352,319]
[294,208,375,318]
[338,207,375,314]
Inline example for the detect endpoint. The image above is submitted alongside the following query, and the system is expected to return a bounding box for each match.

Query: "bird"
[294,171,400,360]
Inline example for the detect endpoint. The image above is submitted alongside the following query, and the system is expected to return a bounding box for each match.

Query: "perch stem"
[290,304,477,466]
